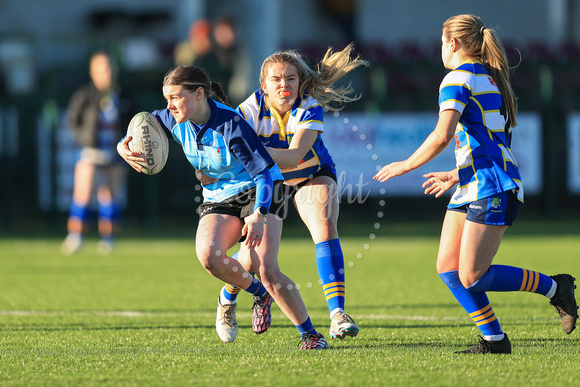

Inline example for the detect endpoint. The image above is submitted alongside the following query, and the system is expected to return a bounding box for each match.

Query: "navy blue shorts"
[449,190,522,226]
[284,163,337,194]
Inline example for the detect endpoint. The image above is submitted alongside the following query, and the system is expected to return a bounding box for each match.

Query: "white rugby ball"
[127,112,169,175]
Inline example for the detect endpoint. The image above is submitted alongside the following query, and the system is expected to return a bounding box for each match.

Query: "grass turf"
[0,220,579,386]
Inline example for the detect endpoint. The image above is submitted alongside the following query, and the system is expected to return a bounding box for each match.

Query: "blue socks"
[221,283,242,303]
[220,275,264,305]
[440,270,503,339]
[244,277,266,297]
[221,239,349,319]
[315,239,346,316]
[467,265,556,297]
[67,200,124,243]
[440,265,558,340]
[98,201,119,241]
[220,252,264,305]
[67,201,91,236]
[296,316,317,336]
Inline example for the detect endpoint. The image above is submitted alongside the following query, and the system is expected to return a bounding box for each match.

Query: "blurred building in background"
[0,0,579,231]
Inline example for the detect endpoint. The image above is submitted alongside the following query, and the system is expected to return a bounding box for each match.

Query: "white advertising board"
[323,112,542,198]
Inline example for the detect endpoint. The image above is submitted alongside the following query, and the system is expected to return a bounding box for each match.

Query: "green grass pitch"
[0,220,579,386]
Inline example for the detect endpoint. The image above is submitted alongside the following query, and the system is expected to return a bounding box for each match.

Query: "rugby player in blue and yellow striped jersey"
[215,43,369,342]
[374,14,577,354]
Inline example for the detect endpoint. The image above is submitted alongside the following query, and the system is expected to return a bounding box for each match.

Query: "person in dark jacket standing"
[61,51,129,255]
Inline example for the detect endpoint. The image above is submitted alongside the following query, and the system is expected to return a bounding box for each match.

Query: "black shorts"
[283,164,337,197]
[198,181,287,220]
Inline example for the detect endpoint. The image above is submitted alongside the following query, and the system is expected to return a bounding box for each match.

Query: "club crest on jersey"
[488,77,497,87]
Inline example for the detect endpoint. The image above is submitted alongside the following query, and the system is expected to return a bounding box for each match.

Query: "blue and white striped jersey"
[237,90,335,186]
[153,98,282,203]
[439,60,524,207]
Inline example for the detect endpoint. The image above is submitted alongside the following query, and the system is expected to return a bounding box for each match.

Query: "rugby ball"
[127,112,169,175]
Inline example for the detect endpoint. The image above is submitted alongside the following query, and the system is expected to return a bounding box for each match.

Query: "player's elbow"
[436,131,454,146]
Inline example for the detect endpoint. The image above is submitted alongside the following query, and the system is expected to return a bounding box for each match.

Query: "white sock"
[219,288,235,305]
[330,308,344,319]
[546,279,557,299]
[483,333,505,342]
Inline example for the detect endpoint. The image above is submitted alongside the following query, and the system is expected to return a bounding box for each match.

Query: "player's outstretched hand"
[422,169,459,198]
[117,135,146,173]
[373,160,410,182]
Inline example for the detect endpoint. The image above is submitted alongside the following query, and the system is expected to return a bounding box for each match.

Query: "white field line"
[0,311,558,324]
[0,310,460,320]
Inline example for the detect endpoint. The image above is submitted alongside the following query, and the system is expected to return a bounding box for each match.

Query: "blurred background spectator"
[60,51,131,255]
[173,17,237,97]
[174,18,215,68]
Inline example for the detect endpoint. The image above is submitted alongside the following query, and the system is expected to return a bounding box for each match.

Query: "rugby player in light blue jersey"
[213,43,369,342]
[117,65,328,350]
[374,14,577,354]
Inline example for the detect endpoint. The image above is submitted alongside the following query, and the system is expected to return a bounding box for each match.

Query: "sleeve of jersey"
[227,119,275,178]
[252,169,273,212]
[438,71,471,115]
[298,104,324,132]
[235,104,248,120]
[235,99,258,127]
[151,109,175,138]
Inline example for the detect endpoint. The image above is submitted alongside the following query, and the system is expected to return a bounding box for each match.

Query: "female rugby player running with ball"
[117,65,328,350]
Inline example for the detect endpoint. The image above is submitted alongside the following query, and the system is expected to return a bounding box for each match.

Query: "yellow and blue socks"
[219,252,265,305]
[440,270,504,340]
[220,277,265,305]
[98,201,119,243]
[467,265,557,298]
[67,201,91,239]
[220,283,242,305]
[220,239,349,319]
[316,239,346,317]
[440,266,558,341]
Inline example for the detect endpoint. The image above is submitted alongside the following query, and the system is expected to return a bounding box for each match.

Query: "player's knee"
[458,270,480,288]
[435,249,462,275]
[258,267,282,288]
[436,259,455,274]
[196,253,214,272]
[309,221,337,242]
[196,247,226,273]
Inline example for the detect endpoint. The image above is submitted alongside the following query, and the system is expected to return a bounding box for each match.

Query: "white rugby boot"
[216,298,238,343]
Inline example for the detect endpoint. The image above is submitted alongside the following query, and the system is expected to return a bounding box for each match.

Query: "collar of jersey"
[269,107,291,141]
[460,59,484,67]
[267,93,307,141]
[191,98,218,149]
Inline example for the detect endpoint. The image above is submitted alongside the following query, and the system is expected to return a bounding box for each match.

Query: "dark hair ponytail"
[163,65,230,106]
[209,81,229,106]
